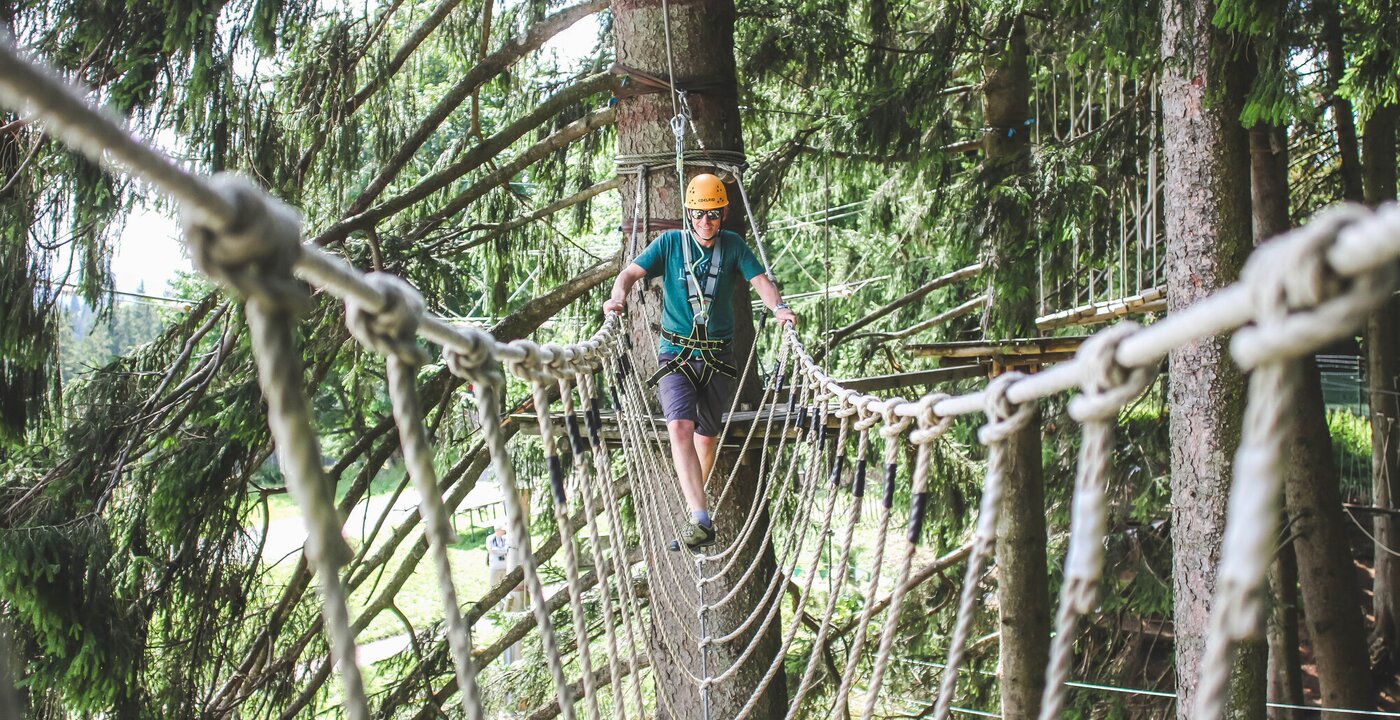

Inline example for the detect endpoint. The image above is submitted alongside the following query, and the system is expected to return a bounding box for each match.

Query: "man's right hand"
[603,297,625,314]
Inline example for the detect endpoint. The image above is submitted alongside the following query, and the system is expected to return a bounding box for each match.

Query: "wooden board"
[835,363,991,392]
[903,336,1090,360]
[1035,286,1167,330]
[510,405,839,447]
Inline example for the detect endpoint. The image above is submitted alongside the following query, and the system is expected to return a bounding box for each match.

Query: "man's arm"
[750,273,797,326]
[603,262,648,314]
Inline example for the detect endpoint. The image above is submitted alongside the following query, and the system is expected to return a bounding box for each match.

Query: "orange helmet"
[685,173,729,210]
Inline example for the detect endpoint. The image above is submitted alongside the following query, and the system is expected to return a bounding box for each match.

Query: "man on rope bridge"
[603,173,796,551]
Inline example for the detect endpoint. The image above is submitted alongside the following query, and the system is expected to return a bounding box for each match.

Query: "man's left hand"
[775,307,797,326]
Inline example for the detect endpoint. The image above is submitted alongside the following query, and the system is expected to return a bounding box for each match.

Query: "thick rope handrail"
[0,34,628,392]
[780,203,1400,426]
[1193,207,1400,720]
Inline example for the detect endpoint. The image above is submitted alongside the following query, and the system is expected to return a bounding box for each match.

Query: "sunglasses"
[687,209,723,221]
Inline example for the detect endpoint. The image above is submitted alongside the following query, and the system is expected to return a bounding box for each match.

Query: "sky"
[108,11,605,297]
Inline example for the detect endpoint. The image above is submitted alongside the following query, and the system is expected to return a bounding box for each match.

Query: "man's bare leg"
[667,419,708,514]
[695,432,720,490]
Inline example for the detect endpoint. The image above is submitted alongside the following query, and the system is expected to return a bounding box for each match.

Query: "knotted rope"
[827,398,912,720]
[346,273,485,720]
[1193,207,1400,720]
[931,375,1034,720]
[864,393,955,720]
[444,346,576,720]
[1039,322,1156,720]
[570,370,636,720]
[181,174,371,720]
[784,397,879,719]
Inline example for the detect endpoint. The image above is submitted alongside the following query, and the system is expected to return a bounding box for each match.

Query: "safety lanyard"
[679,230,724,328]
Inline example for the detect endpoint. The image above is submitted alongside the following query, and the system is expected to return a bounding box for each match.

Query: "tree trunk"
[1250,121,1306,719]
[1158,2,1261,717]
[982,16,1049,720]
[1364,100,1400,673]
[1286,353,1377,718]
[613,1,788,717]
[1322,0,1364,203]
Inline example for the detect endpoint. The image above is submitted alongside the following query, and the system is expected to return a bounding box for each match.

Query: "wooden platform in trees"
[904,336,1089,370]
[1034,286,1166,330]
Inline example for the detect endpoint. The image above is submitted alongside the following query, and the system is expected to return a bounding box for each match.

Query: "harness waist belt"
[647,328,738,387]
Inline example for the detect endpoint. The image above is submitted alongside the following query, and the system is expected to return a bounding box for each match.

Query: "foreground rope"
[445,350,578,720]
[864,394,954,720]
[1038,323,1156,720]
[931,376,1033,720]
[181,175,370,720]
[347,273,484,720]
[1193,207,1400,720]
[827,400,911,720]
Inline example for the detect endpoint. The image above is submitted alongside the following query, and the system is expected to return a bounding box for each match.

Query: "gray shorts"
[656,352,736,437]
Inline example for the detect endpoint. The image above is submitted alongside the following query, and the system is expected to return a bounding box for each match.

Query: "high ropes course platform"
[7,33,1400,720]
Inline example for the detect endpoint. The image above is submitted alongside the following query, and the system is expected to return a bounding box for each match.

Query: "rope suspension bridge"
[7,31,1400,720]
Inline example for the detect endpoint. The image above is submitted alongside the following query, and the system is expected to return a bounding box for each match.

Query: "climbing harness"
[646,225,740,387]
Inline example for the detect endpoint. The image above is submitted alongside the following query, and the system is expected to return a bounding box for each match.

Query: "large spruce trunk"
[1364,102,1400,672]
[981,16,1050,720]
[1158,2,1262,717]
[613,1,788,717]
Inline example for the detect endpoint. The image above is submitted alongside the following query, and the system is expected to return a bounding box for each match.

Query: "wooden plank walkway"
[511,406,839,445]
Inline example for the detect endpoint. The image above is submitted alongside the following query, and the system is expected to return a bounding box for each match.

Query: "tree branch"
[439,176,622,255]
[341,0,608,217]
[825,263,983,350]
[522,654,652,720]
[847,293,986,344]
[403,105,617,244]
[316,72,616,246]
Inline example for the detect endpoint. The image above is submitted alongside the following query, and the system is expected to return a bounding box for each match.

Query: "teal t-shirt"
[634,229,766,354]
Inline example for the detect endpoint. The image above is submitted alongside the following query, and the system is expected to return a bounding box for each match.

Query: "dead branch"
[825,263,983,352]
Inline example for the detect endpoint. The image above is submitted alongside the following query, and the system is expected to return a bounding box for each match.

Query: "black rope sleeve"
[907,492,929,544]
[548,455,566,505]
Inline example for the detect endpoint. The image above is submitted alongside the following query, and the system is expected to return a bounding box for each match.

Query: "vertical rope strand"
[932,376,1033,720]
[244,301,368,720]
[862,395,953,720]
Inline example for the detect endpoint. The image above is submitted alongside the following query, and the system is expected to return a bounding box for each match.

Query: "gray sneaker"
[670,521,716,552]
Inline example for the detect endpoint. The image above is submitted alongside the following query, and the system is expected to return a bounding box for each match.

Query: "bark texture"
[1364,102,1400,672]
[1158,1,1260,717]
[614,0,787,717]
[982,16,1049,720]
